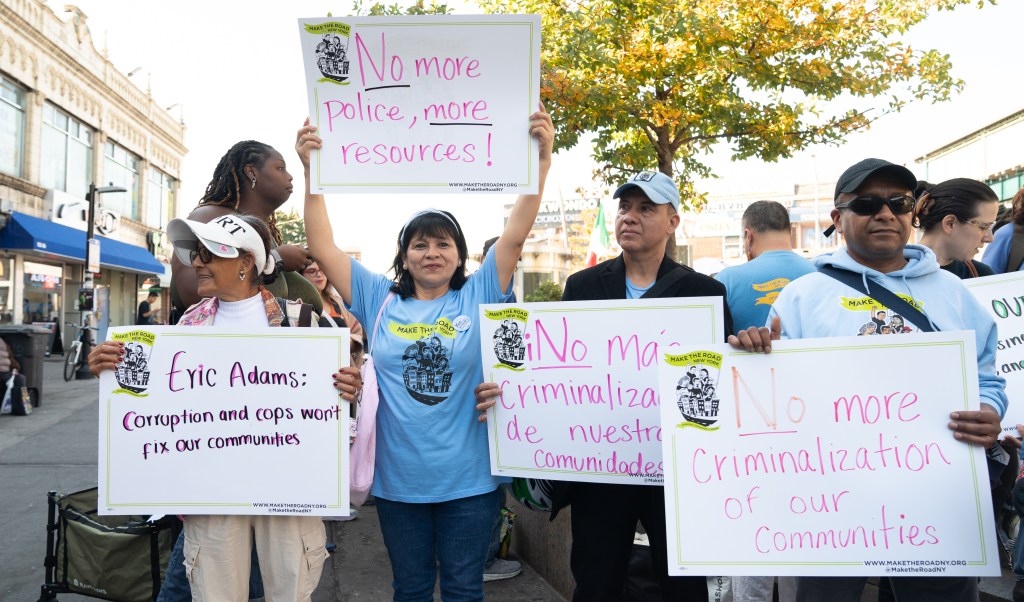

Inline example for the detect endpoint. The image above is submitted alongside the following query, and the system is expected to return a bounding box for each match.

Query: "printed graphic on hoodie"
[842,295,921,336]
[392,319,456,406]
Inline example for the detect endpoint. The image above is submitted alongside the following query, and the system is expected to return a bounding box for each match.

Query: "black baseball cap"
[823,158,918,237]
[833,158,917,201]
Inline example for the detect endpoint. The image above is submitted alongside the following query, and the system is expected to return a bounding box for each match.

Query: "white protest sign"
[964,271,1024,436]
[658,332,998,576]
[297,15,541,194]
[478,298,724,485]
[98,327,349,516]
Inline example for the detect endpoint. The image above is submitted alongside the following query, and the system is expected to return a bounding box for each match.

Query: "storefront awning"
[0,212,164,275]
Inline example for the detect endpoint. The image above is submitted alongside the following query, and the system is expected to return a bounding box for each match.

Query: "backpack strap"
[277,296,316,328]
[640,266,688,299]
[817,265,936,332]
[965,260,979,279]
[1009,224,1024,272]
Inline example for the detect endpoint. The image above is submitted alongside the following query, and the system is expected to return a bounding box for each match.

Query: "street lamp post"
[76,183,126,379]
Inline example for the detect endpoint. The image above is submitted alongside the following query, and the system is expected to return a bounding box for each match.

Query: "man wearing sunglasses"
[731,158,1006,602]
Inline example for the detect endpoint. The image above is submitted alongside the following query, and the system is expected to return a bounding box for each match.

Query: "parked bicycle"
[64,323,97,382]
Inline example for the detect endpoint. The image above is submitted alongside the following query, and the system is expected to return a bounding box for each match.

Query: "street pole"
[76,183,125,379]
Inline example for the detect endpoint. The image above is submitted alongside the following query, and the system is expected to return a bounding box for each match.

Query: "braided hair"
[197,140,283,243]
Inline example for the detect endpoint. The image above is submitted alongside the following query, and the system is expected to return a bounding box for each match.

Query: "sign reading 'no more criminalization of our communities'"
[297,15,541,194]
[658,332,999,577]
[98,327,350,516]
[964,271,1024,437]
[478,298,725,485]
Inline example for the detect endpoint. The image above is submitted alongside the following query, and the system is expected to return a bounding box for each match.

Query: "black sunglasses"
[835,194,916,216]
[189,246,215,264]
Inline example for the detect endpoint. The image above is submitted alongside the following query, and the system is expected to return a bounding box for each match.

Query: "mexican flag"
[586,203,609,267]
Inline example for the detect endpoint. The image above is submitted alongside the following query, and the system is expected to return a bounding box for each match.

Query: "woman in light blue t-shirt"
[297,107,553,602]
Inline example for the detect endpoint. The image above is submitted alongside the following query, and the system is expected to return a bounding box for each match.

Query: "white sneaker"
[483,558,521,581]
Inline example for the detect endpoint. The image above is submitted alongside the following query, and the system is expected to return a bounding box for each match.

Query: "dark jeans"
[376,489,500,602]
[795,576,978,602]
[157,529,264,601]
[484,484,509,569]
[568,482,708,601]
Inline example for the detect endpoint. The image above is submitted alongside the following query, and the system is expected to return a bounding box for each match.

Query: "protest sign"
[658,332,998,576]
[478,298,724,485]
[964,271,1024,436]
[297,15,541,194]
[98,327,350,516]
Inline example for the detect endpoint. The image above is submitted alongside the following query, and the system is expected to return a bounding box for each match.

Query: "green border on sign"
[671,339,990,569]
[103,332,348,511]
[314,20,538,189]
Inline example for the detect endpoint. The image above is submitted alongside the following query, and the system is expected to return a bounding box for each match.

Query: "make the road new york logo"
[484,307,529,371]
[111,330,156,397]
[304,22,352,85]
[665,350,723,431]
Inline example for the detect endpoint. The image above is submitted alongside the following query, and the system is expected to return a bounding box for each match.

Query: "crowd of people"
[85,99,1024,602]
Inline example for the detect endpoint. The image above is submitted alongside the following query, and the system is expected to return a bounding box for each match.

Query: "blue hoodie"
[768,244,1007,417]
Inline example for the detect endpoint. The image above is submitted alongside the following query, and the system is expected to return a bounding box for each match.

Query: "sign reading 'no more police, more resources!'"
[98,327,350,516]
[297,15,541,195]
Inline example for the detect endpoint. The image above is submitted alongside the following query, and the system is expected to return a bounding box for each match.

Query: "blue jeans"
[376,489,499,602]
[484,484,509,569]
[157,529,265,601]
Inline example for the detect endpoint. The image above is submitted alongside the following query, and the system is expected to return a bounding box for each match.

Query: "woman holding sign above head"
[89,214,362,602]
[297,105,553,602]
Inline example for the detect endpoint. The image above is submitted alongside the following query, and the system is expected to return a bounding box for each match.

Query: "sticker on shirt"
[665,351,722,431]
[840,296,921,336]
[452,315,472,331]
[391,319,456,406]
[751,277,791,306]
[110,330,156,397]
[484,307,528,371]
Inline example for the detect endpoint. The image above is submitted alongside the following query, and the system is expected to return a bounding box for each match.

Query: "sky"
[51,0,1024,273]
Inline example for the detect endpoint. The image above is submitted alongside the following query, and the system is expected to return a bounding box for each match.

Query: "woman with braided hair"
[170,140,322,322]
[914,177,998,278]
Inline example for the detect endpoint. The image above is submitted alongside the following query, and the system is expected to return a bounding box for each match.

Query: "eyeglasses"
[959,218,995,233]
[303,266,323,277]
[189,246,214,264]
[835,195,916,216]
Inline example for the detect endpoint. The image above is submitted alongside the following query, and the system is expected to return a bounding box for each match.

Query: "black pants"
[795,576,978,602]
[568,482,708,601]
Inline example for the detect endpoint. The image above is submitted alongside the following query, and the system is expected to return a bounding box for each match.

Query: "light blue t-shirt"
[714,250,815,333]
[348,250,512,503]
[625,276,653,299]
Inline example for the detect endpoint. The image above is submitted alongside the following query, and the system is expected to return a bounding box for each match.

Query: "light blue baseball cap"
[613,171,680,211]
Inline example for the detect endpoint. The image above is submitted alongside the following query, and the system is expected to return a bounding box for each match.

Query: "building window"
[145,168,176,229]
[40,102,94,200]
[103,140,140,220]
[0,76,26,178]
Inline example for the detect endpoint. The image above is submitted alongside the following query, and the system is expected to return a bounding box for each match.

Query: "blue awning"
[0,212,164,274]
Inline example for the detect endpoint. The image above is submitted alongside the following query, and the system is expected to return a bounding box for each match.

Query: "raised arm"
[493,105,554,288]
[297,119,354,306]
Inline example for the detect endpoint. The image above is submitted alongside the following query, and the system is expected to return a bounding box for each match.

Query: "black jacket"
[548,253,733,517]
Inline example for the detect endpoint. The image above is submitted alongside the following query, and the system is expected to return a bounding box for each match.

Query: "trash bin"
[0,325,51,407]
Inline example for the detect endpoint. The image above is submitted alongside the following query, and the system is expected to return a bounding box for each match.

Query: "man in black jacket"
[557,171,730,601]
[476,171,731,600]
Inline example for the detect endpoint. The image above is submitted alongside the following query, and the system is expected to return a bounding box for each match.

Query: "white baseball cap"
[167,215,274,276]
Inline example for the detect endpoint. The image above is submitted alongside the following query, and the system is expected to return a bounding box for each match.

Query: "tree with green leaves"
[274,209,307,247]
[479,0,987,209]
[525,280,564,302]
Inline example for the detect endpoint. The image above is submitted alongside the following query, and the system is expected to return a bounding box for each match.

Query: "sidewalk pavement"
[0,357,1020,601]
